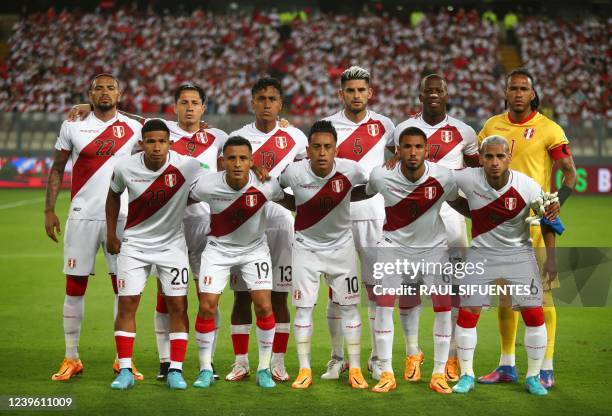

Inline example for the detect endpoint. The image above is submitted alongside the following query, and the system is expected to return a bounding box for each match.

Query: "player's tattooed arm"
[351,185,375,202]
[251,165,270,181]
[541,222,557,286]
[105,189,122,254]
[555,155,577,205]
[463,154,481,167]
[277,192,296,211]
[44,149,70,242]
[447,196,471,218]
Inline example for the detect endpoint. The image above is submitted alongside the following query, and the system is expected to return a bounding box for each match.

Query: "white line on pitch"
[0,194,67,210]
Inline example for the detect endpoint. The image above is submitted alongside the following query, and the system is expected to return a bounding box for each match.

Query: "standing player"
[107,119,205,390]
[477,69,576,388]
[280,120,370,390]
[366,127,468,394]
[190,136,295,389]
[451,135,559,396]
[323,66,395,379]
[392,74,480,383]
[226,78,308,382]
[45,74,143,381]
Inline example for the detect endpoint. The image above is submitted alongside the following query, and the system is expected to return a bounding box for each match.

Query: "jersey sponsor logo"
[383,176,445,232]
[245,194,258,207]
[294,172,352,231]
[524,128,535,140]
[428,125,462,163]
[195,132,209,144]
[336,118,385,162]
[275,136,288,149]
[71,120,135,199]
[125,164,186,229]
[209,187,267,237]
[67,258,76,268]
[254,130,296,170]
[470,186,526,239]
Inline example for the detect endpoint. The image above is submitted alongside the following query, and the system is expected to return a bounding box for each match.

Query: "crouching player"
[451,135,559,396]
[366,127,468,393]
[107,119,207,390]
[189,136,294,389]
[279,120,370,390]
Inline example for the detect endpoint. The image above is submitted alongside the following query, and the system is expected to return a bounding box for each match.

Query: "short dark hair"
[174,83,207,104]
[398,127,427,145]
[308,120,337,142]
[141,119,170,138]
[505,67,540,110]
[251,77,283,97]
[223,136,252,153]
[90,73,120,90]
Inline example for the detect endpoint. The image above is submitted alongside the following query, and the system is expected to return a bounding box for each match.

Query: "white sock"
[400,305,421,356]
[525,324,547,377]
[541,358,553,371]
[154,311,170,363]
[113,294,118,320]
[212,309,220,359]
[455,324,477,377]
[196,330,215,371]
[449,306,459,358]
[375,306,394,373]
[63,295,84,359]
[499,354,516,367]
[340,305,362,369]
[326,301,344,359]
[368,299,378,359]
[256,318,275,371]
[433,311,452,375]
[294,307,313,369]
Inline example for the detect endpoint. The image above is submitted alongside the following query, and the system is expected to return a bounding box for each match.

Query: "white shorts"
[63,218,125,276]
[230,202,294,292]
[183,215,210,278]
[117,245,190,297]
[200,243,273,294]
[292,243,360,308]
[352,219,384,286]
[458,248,543,308]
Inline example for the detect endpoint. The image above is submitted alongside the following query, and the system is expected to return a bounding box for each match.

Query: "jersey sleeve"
[383,117,396,147]
[278,163,295,189]
[393,121,407,146]
[444,170,460,202]
[366,166,385,195]
[213,128,229,156]
[546,123,571,161]
[109,162,126,194]
[266,178,285,202]
[350,161,368,185]
[462,125,479,156]
[189,175,210,203]
[293,129,308,160]
[477,118,494,145]
[452,167,473,194]
[54,121,72,152]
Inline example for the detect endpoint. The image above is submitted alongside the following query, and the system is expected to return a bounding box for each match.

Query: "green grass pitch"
[0,190,610,415]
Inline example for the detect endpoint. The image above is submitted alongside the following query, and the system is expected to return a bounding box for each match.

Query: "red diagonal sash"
[383,176,445,231]
[171,129,216,158]
[428,124,462,163]
[71,121,134,199]
[254,130,296,170]
[470,187,526,239]
[209,187,267,237]
[295,172,351,231]
[336,118,385,162]
[125,165,186,229]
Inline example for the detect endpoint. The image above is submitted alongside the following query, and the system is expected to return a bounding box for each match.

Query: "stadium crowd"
[0,7,609,123]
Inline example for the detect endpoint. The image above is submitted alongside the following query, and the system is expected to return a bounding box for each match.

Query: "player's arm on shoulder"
[447,197,470,218]
[276,191,296,211]
[106,168,125,255]
[44,148,71,242]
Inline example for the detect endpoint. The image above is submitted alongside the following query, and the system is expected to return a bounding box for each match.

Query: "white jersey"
[394,113,478,169]
[164,120,228,219]
[324,110,395,220]
[280,158,367,250]
[454,168,543,248]
[190,171,284,254]
[230,122,308,177]
[110,150,206,254]
[55,112,142,220]
[366,162,459,248]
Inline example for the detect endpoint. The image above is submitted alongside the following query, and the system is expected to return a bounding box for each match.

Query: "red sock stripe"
[66,275,88,296]
[272,332,290,353]
[256,313,276,331]
[195,316,215,333]
[457,308,480,328]
[232,334,249,355]
[110,274,118,295]
[521,307,545,327]
[156,293,168,314]
[115,336,135,359]
[170,338,188,362]
[432,294,452,312]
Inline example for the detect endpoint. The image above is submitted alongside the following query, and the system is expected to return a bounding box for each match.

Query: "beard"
[95,101,115,111]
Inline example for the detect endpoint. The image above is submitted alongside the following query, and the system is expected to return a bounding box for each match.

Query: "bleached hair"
[340,66,371,85]
[480,135,510,153]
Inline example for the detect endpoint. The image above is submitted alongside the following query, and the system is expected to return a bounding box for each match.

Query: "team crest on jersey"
[165,173,177,188]
[523,128,536,140]
[275,136,288,149]
[203,276,213,285]
[112,125,125,138]
[293,290,302,300]
[245,194,258,207]
[424,186,437,200]
[367,123,379,137]
[331,179,344,193]
[505,197,517,210]
[195,132,208,144]
[67,258,76,269]
[440,130,453,143]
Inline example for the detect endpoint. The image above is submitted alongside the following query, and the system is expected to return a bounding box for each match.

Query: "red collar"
[507,111,538,125]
